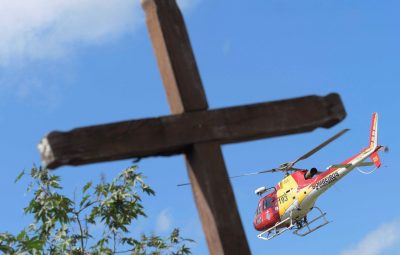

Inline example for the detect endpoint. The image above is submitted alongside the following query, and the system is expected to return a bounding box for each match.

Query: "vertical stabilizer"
[368,112,381,168]
[369,112,378,150]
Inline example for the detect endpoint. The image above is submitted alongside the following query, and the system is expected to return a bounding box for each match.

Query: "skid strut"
[293,206,330,237]
[257,206,330,240]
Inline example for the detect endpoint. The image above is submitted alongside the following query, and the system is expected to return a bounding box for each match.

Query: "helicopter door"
[263,198,273,221]
[277,176,298,217]
[277,188,294,217]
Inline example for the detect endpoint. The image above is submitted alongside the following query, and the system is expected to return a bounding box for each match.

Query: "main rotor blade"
[177,182,191,187]
[291,128,350,166]
[177,168,279,186]
[229,168,279,179]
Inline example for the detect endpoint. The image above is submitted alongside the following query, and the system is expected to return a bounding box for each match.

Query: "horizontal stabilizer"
[330,164,351,169]
[356,162,374,167]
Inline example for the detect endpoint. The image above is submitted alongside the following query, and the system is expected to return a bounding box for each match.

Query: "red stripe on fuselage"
[290,148,369,190]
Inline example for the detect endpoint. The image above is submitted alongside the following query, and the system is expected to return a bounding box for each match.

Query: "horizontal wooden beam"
[39,93,346,169]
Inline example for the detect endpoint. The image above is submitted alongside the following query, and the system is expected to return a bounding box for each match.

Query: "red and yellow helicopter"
[232,112,386,240]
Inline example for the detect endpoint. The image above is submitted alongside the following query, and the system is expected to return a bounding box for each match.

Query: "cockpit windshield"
[263,198,273,210]
[256,197,274,215]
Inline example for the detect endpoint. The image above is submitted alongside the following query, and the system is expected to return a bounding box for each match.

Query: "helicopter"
[230,112,386,240]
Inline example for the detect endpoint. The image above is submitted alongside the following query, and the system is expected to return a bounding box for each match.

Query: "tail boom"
[311,113,383,194]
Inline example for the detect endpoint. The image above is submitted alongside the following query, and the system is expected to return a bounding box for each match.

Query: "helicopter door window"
[263,198,272,210]
[256,203,262,215]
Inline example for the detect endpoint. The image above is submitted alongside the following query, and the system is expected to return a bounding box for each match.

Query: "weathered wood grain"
[185,142,251,255]
[142,0,208,114]
[39,93,345,169]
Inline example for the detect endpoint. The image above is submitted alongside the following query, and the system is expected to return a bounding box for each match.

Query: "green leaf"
[7,164,194,254]
[80,194,91,208]
[16,230,27,241]
[25,237,45,250]
[82,181,92,194]
[15,170,25,183]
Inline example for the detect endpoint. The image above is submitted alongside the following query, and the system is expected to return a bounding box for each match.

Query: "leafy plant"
[0,165,193,255]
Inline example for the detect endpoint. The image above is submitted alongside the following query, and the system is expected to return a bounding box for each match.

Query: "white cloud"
[181,217,204,247]
[0,0,142,67]
[341,219,400,255]
[0,0,201,67]
[156,209,173,233]
[0,0,201,105]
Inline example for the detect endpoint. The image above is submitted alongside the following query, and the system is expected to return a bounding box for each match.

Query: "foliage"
[0,166,193,255]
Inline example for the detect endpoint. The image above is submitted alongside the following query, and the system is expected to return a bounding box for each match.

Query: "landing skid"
[257,206,330,240]
[293,206,330,237]
[257,215,293,240]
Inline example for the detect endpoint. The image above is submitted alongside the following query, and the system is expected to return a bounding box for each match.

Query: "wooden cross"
[38,0,346,254]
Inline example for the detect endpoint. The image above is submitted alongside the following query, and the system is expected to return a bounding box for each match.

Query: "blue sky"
[0,0,399,254]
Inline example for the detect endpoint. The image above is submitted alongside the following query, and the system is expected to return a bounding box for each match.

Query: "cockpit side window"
[263,198,272,210]
[304,168,318,180]
[256,202,262,215]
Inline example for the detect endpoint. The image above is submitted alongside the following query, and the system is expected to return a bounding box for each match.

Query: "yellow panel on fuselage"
[297,185,313,204]
[276,175,298,217]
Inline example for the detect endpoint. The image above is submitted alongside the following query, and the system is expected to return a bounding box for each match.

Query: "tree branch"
[74,212,86,254]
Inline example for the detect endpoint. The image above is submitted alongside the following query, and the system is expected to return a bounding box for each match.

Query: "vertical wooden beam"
[141,0,208,114]
[142,0,251,254]
[186,143,251,255]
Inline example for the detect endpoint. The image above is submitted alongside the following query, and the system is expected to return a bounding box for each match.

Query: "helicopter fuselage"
[253,118,382,232]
